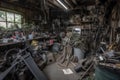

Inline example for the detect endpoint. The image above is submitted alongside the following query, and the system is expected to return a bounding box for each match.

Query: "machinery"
[0,44,48,80]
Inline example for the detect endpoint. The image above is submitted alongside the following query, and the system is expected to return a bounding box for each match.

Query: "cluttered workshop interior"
[0,0,120,80]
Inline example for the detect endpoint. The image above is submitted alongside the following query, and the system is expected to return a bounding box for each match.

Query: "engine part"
[22,53,48,80]
[46,52,55,65]
[0,61,19,80]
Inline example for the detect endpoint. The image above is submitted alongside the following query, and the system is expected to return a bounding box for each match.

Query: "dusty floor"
[43,62,81,80]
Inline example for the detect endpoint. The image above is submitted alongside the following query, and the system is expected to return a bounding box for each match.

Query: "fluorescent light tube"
[57,0,68,10]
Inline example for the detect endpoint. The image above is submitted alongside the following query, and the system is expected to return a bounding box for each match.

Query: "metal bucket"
[74,48,84,61]
[52,43,60,53]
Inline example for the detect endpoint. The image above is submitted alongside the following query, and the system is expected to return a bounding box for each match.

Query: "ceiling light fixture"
[57,0,68,10]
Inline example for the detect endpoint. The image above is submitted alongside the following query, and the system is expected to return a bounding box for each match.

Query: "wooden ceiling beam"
[47,0,59,8]
[0,0,41,11]
[64,0,73,8]
[71,0,77,5]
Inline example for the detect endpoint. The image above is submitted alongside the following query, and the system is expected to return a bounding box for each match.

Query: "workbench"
[0,36,56,54]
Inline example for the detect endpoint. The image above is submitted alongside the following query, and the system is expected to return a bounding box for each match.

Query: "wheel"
[4,48,20,65]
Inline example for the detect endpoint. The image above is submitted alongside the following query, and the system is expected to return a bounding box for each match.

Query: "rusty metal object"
[57,44,73,67]
[80,62,94,80]
[99,63,120,69]
[46,52,55,65]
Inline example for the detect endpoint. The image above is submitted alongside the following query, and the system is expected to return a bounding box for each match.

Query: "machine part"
[18,71,25,80]
[79,62,94,80]
[22,53,48,80]
[99,63,120,70]
[74,65,83,73]
[4,48,20,64]
[0,47,48,80]
[105,50,115,58]
[57,44,73,67]
[74,59,87,73]
[0,61,19,80]
[46,52,55,65]
[25,45,48,69]
[38,53,48,69]
[57,45,66,64]
[66,44,73,67]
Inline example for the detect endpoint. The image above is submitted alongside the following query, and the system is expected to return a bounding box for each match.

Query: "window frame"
[0,9,22,29]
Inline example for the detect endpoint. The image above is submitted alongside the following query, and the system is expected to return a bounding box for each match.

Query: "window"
[0,10,22,29]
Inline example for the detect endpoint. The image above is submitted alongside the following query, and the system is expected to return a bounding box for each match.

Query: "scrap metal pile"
[0,40,52,80]
[0,0,120,80]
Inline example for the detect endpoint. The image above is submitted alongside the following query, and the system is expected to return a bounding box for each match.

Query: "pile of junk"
[0,0,120,79]
[0,27,120,80]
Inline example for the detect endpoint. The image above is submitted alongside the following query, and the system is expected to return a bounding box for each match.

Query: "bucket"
[74,48,84,61]
[52,43,60,53]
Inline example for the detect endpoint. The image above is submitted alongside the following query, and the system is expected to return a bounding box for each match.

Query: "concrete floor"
[43,62,81,80]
